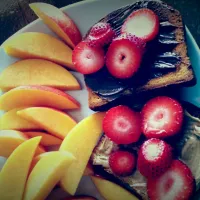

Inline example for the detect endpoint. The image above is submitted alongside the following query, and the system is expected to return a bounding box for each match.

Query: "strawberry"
[72,41,105,74]
[147,160,195,200]
[103,105,142,144]
[121,8,159,42]
[86,22,115,47]
[141,96,184,139]
[137,138,173,179]
[109,150,136,176]
[106,38,142,79]
[114,33,146,54]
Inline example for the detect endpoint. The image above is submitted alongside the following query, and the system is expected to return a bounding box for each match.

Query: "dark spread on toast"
[84,0,188,106]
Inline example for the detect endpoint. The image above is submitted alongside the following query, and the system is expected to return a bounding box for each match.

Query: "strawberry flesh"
[114,33,146,54]
[138,138,173,179]
[86,22,115,47]
[109,151,136,176]
[141,96,184,139]
[103,105,142,144]
[106,38,142,79]
[147,160,195,200]
[72,41,105,74]
[121,8,159,42]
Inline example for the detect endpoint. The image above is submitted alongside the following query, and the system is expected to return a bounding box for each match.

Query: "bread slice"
[84,0,195,111]
[91,102,200,200]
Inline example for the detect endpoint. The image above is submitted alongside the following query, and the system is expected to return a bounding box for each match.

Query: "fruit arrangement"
[0,1,198,200]
[73,7,160,78]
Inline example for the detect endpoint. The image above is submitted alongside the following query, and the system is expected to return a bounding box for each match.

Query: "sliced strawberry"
[147,160,195,200]
[121,8,159,42]
[141,96,183,139]
[114,33,146,54]
[86,22,115,47]
[103,105,142,144]
[137,138,173,179]
[109,150,136,176]
[72,41,105,74]
[106,38,142,79]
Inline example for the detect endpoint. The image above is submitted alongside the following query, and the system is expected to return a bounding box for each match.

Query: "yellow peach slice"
[0,107,42,130]
[59,112,105,195]
[30,3,82,48]
[0,137,41,200]
[24,151,75,200]
[18,107,77,139]
[0,59,80,91]
[91,176,139,200]
[0,130,45,157]
[0,85,80,111]
[24,131,62,146]
[2,32,74,69]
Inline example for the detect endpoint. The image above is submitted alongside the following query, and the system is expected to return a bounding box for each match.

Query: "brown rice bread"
[85,0,195,111]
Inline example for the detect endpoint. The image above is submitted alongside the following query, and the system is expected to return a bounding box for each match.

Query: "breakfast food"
[0,137,41,200]
[30,3,82,48]
[0,107,42,130]
[82,0,195,110]
[17,107,77,139]
[141,96,184,138]
[0,0,199,199]
[91,98,199,200]
[91,176,138,200]
[0,59,80,91]
[147,160,195,200]
[103,105,141,144]
[59,112,105,195]
[73,41,105,74]
[24,131,62,147]
[2,32,74,69]
[24,151,75,200]
[0,85,80,111]
[137,138,173,179]
[0,130,45,157]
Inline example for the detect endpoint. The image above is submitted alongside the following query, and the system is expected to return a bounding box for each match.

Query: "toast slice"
[84,0,195,111]
[91,102,200,200]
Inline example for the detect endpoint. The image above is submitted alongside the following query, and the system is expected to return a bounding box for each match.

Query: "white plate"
[0,0,200,199]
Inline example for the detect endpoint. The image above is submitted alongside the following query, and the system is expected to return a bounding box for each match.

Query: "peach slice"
[2,32,74,69]
[0,130,45,157]
[59,112,105,195]
[24,151,75,200]
[0,85,80,111]
[0,59,80,91]
[18,107,77,139]
[24,131,62,147]
[0,137,41,200]
[0,107,42,130]
[91,176,138,200]
[30,3,82,49]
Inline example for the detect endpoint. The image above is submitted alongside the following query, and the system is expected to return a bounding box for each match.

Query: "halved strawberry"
[86,22,115,47]
[106,38,142,79]
[147,160,195,200]
[72,41,105,74]
[121,8,159,42]
[141,96,183,139]
[114,33,146,54]
[138,138,173,179]
[103,105,142,144]
[109,150,136,176]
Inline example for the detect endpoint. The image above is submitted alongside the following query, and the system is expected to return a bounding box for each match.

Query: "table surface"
[0,0,200,47]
